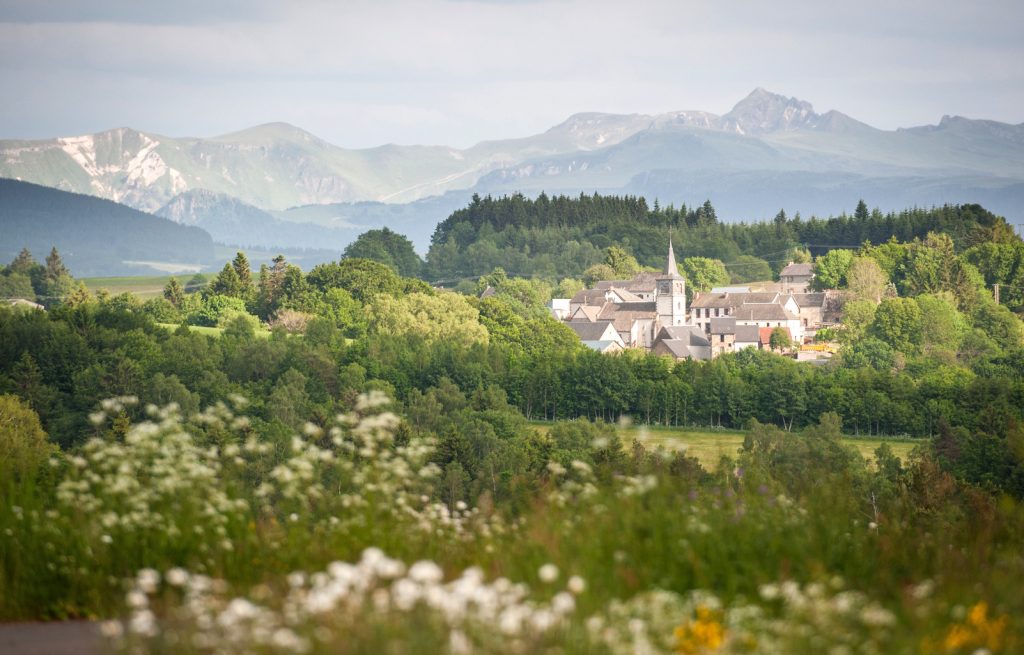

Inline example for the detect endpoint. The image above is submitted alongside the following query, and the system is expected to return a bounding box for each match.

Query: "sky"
[1,0,1022,148]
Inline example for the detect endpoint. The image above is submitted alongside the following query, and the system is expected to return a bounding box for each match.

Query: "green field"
[532,422,922,469]
[156,323,271,339]
[82,274,208,299]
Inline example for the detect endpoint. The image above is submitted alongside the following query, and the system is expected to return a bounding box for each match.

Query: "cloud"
[1,0,1021,146]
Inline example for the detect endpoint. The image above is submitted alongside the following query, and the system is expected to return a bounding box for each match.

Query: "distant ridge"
[0,178,215,276]
[1,88,1022,239]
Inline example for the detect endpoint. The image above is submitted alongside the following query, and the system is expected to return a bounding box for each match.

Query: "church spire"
[664,236,681,278]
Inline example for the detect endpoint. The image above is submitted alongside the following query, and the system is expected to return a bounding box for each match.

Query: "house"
[733,302,804,344]
[548,298,570,320]
[651,325,712,361]
[567,320,625,347]
[708,317,737,357]
[581,340,624,354]
[690,291,798,334]
[779,262,815,293]
[734,324,761,350]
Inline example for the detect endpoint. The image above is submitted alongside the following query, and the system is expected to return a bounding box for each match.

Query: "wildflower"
[137,569,160,594]
[674,606,726,654]
[568,575,586,595]
[409,560,444,584]
[166,568,189,587]
[938,602,1008,653]
[99,620,123,639]
[539,563,559,583]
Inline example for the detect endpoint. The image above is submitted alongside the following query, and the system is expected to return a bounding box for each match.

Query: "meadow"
[83,275,207,299]
[3,395,1018,654]
[531,422,921,470]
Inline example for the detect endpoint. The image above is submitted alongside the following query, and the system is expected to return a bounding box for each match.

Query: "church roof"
[658,239,683,279]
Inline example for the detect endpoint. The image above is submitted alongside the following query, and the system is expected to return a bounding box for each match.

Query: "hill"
[0,178,216,276]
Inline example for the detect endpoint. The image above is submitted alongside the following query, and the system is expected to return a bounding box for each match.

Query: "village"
[547,242,841,361]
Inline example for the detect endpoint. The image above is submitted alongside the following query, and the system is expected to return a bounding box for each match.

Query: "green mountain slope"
[0,178,216,276]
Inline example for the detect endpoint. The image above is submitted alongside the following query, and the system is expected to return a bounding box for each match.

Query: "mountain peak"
[723,88,818,135]
[212,122,326,145]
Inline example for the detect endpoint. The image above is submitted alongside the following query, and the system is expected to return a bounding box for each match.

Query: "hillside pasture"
[532,422,922,470]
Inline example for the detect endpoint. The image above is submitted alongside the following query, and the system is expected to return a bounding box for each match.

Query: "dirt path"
[0,621,101,655]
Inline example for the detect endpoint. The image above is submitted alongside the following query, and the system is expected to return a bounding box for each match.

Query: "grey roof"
[607,287,644,302]
[780,262,814,277]
[657,325,711,348]
[734,324,761,343]
[567,320,617,341]
[656,339,712,361]
[709,317,737,334]
[570,289,609,305]
[790,292,826,307]
[691,291,782,309]
[593,272,658,293]
[734,303,797,321]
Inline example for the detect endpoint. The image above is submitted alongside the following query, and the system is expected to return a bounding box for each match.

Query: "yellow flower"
[937,601,1009,653]
[675,606,726,654]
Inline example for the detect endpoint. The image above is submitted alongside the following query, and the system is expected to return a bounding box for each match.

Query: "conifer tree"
[231,251,253,294]
[163,278,185,307]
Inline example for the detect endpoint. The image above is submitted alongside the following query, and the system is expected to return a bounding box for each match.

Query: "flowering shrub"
[106,548,582,654]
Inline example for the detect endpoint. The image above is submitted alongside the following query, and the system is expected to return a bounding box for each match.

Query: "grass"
[531,421,922,469]
[82,275,209,299]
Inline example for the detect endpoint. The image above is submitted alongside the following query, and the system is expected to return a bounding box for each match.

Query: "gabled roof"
[735,325,761,343]
[709,317,737,334]
[581,340,623,353]
[690,291,781,309]
[789,292,826,308]
[593,272,659,293]
[780,262,814,277]
[570,305,603,322]
[655,339,712,361]
[734,303,797,321]
[607,288,644,302]
[657,325,711,347]
[570,289,609,305]
[567,320,619,342]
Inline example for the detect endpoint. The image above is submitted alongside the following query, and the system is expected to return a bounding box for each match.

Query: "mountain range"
[2,88,1022,256]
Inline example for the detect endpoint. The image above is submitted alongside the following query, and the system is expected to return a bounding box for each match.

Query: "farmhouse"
[779,262,815,293]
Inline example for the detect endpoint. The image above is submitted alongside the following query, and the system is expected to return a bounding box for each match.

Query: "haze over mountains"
[2,88,1022,261]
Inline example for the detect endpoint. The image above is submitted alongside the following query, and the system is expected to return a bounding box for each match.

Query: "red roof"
[760,326,791,345]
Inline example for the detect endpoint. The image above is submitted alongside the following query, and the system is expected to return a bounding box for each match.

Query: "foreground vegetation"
[2,196,1023,652]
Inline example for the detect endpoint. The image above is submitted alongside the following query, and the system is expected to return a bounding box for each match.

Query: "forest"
[2,197,1023,653]
[424,193,1017,288]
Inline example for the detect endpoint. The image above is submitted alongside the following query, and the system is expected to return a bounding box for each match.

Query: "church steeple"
[657,235,687,326]
[663,238,682,278]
